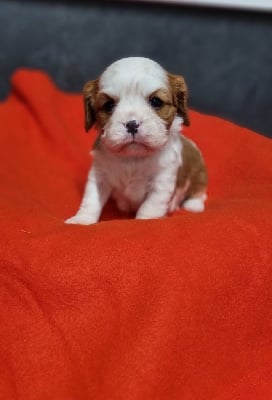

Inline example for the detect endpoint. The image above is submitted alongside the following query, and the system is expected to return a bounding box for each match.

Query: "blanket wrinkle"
[0,69,272,400]
[11,69,93,177]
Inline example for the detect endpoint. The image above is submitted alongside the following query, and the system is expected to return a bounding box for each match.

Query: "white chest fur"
[94,130,182,213]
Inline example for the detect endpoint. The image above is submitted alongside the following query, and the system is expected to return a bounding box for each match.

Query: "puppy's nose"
[126,120,139,135]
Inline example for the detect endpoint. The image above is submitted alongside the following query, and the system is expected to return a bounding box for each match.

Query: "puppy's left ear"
[168,74,190,126]
[83,79,99,132]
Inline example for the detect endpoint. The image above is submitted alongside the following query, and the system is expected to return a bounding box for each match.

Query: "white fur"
[183,194,207,213]
[100,57,168,99]
[98,58,171,155]
[65,57,205,225]
[66,116,182,224]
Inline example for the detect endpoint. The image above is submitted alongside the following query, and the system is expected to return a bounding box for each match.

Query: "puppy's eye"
[149,97,163,108]
[102,99,115,113]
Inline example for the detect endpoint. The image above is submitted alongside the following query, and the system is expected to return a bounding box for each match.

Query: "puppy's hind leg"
[181,173,208,213]
[182,192,207,213]
[177,136,208,213]
[168,181,207,214]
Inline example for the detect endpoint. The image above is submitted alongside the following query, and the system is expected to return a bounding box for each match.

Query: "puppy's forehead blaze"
[99,62,169,98]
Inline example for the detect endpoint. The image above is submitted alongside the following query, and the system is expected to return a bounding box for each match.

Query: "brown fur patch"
[83,79,99,132]
[95,93,117,129]
[167,73,190,126]
[84,80,117,150]
[177,136,208,198]
[149,89,177,129]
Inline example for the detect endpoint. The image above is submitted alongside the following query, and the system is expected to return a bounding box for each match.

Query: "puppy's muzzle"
[125,120,140,136]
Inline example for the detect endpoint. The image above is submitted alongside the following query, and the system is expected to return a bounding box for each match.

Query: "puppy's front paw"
[65,214,98,225]
[136,207,166,220]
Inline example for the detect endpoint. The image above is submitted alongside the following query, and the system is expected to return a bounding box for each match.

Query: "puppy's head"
[84,57,189,157]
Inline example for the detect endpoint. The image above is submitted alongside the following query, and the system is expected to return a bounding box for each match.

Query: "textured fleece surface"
[0,69,272,400]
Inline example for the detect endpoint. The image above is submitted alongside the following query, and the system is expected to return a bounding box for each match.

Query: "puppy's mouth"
[116,141,154,156]
[101,124,168,156]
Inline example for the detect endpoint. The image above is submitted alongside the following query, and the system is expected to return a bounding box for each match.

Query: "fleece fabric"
[0,69,272,400]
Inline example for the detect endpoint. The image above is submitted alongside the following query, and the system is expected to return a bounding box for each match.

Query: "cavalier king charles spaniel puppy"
[66,57,207,225]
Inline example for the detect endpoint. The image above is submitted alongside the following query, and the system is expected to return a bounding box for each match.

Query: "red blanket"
[0,70,272,400]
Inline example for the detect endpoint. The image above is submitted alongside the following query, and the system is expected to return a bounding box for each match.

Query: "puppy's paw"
[65,214,98,225]
[182,195,206,213]
[136,207,166,220]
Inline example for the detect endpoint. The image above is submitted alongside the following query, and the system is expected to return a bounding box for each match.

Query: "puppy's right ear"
[83,79,99,132]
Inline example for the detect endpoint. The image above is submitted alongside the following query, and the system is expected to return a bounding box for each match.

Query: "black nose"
[126,120,139,135]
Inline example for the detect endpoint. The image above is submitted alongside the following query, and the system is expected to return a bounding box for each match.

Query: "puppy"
[66,57,207,225]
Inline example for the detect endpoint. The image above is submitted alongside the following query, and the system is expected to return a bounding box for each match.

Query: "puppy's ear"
[168,74,190,126]
[83,79,99,132]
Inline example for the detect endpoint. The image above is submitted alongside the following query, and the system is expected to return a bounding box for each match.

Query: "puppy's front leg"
[136,194,169,220]
[65,169,111,225]
[136,177,175,220]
